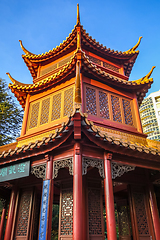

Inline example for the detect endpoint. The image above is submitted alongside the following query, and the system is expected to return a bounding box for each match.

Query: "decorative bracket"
[111,162,135,179]
[31,163,46,180]
[53,157,73,179]
[82,157,105,178]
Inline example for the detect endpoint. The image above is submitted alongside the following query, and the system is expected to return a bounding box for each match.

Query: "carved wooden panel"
[86,87,97,116]
[40,98,50,125]
[87,55,119,73]
[111,95,122,123]
[64,88,73,117]
[15,191,32,237]
[60,188,73,236]
[99,91,109,119]
[29,102,40,129]
[103,61,119,73]
[122,99,133,126]
[130,186,154,240]
[88,55,102,66]
[88,187,102,235]
[133,192,149,235]
[51,93,61,121]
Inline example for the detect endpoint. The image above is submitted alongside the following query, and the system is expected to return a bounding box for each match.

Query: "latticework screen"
[60,189,73,235]
[28,86,74,131]
[29,102,40,129]
[15,191,32,237]
[64,87,73,117]
[85,85,134,127]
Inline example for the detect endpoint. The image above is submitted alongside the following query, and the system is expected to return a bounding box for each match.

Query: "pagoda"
[0,4,160,240]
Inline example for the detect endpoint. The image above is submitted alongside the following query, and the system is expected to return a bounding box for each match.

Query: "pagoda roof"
[8,49,154,108]
[19,5,142,79]
[1,108,160,170]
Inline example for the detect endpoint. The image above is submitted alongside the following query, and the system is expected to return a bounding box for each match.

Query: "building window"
[85,84,134,127]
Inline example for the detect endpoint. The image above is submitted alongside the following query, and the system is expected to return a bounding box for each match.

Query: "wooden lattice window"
[64,87,73,117]
[60,189,73,235]
[87,55,120,73]
[111,95,122,123]
[16,192,32,236]
[122,99,133,126]
[133,192,150,235]
[51,93,61,121]
[85,84,134,127]
[88,187,102,235]
[99,91,109,119]
[86,87,97,116]
[29,102,40,129]
[40,98,50,125]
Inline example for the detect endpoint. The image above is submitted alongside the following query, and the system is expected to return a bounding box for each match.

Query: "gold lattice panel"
[16,192,32,236]
[52,93,61,121]
[29,102,40,129]
[64,87,73,117]
[122,99,133,126]
[40,98,50,125]
[60,188,73,235]
[111,95,122,123]
[86,87,97,116]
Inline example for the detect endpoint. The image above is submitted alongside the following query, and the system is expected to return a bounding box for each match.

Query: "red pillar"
[149,183,160,240]
[0,201,7,240]
[4,188,17,240]
[104,152,117,240]
[73,142,83,240]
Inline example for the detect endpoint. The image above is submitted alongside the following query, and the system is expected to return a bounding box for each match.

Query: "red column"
[104,152,117,240]
[0,201,7,240]
[149,183,160,240]
[73,142,83,240]
[45,155,54,240]
[4,188,17,240]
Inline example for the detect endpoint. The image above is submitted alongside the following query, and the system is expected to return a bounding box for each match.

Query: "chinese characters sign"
[0,161,30,182]
[38,180,50,240]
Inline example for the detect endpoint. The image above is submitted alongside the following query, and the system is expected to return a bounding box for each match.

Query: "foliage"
[51,204,59,240]
[0,78,23,146]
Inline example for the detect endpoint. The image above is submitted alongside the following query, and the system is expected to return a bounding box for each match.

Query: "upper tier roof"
[7,49,155,108]
[19,5,141,79]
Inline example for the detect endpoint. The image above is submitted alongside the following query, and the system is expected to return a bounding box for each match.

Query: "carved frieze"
[53,158,73,179]
[82,157,105,178]
[111,162,135,179]
[31,163,46,180]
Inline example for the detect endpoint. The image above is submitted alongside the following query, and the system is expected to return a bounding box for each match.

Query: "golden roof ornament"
[74,60,81,104]
[77,4,80,25]
[124,36,143,54]
[19,40,34,55]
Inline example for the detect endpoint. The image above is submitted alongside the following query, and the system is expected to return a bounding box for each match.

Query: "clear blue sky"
[0,0,160,97]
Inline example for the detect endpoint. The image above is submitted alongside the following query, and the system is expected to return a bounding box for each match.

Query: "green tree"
[0,78,23,146]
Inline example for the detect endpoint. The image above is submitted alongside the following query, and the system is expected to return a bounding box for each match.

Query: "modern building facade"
[1,4,160,240]
[140,90,160,141]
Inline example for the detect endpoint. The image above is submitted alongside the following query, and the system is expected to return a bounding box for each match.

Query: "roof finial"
[75,61,81,104]
[6,72,17,84]
[19,40,34,55]
[144,66,156,79]
[77,4,80,24]
[124,36,143,54]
